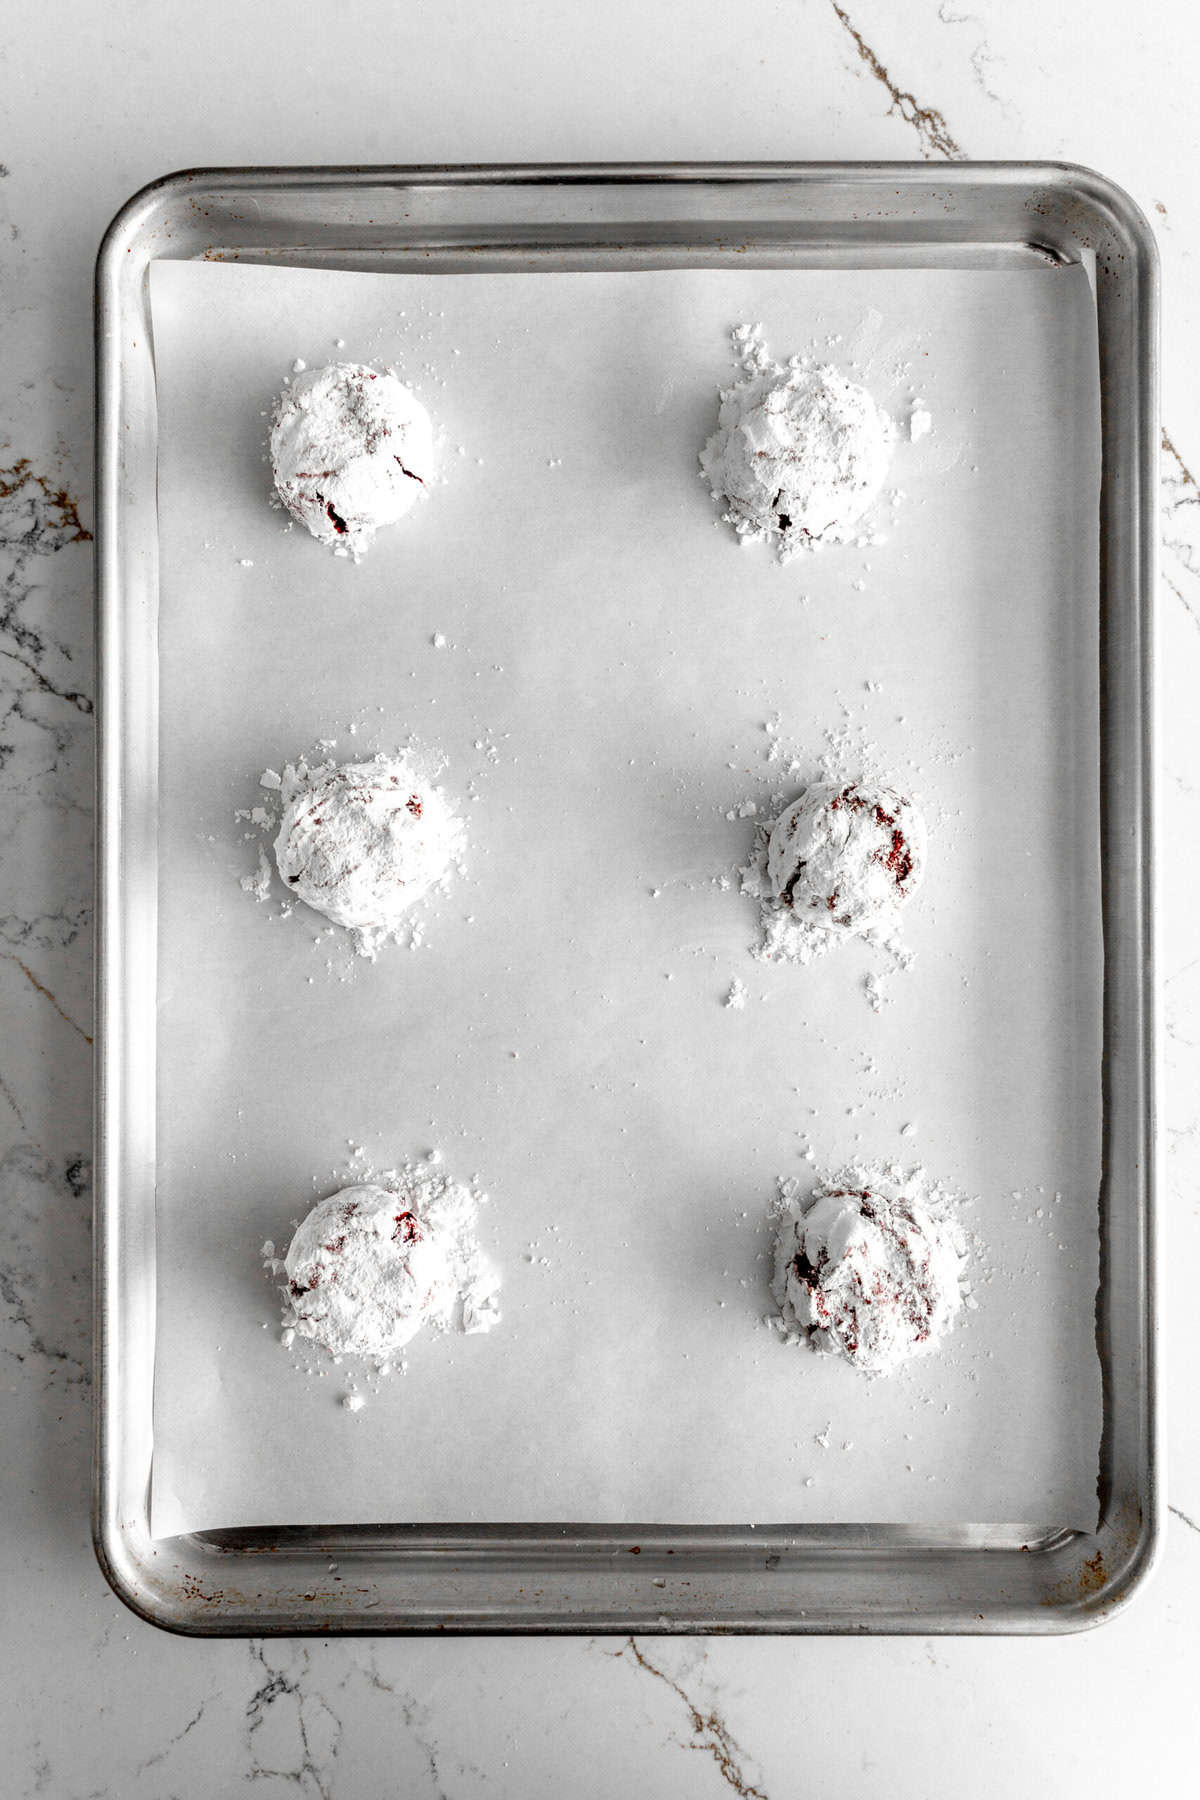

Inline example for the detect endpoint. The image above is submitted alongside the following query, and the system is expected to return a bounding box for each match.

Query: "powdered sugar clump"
[247,749,464,959]
[239,844,273,904]
[268,1163,500,1365]
[700,325,895,560]
[270,362,434,557]
[770,1162,969,1376]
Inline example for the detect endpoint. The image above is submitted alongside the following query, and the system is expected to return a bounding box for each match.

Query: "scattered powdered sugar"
[270,361,435,558]
[770,1162,970,1376]
[863,965,908,1013]
[265,1160,501,1368]
[240,746,465,960]
[700,324,896,561]
[724,977,748,1010]
[908,403,933,442]
[239,844,273,904]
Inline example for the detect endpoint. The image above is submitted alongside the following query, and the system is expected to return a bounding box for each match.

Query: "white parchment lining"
[147,258,1102,1535]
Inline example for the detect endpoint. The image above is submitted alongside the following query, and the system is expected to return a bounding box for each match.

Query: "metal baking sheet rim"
[93,162,1160,1636]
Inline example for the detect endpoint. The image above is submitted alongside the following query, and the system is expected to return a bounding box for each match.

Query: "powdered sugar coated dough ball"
[773,1168,967,1376]
[285,1184,457,1359]
[270,362,434,555]
[766,779,926,936]
[702,362,893,556]
[274,756,460,937]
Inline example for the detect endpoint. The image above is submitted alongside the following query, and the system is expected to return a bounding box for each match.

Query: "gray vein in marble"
[245,1643,343,1799]
[361,1653,458,1799]
[135,1697,212,1775]
[1170,1504,1200,1537]
[0,900,90,956]
[830,1,965,158]
[0,642,91,714]
[0,947,92,1041]
[0,458,92,652]
[619,1638,769,1800]
[935,0,1012,113]
[0,1144,92,1384]
[1164,575,1200,636]
[0,460,94,765]
[0,455,94,1092]
[0,1064,29,1131]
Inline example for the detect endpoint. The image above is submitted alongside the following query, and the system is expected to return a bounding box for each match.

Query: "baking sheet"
[147,258,1102,1537]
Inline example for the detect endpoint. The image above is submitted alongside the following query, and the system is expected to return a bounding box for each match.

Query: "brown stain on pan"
[1042,1506,1145,1610]
[1079,1551,1106,1596]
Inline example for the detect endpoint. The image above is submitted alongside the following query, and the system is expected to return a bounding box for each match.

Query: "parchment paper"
[148,257,1102,1536]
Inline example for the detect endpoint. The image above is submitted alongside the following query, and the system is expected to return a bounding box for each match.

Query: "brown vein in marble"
[1163,429,1199,496]
[0,458,93,718]
[622,1638,769,1799]
[1161,431,1200,631]
[0,950,92,1043]
[0,460,92,548]
[829,8,1194,650]
[829,2,965,159]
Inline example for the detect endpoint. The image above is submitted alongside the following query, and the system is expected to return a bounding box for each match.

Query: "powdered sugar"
[267,1162,500,1366]
[270,361,435,557]
[770,1162,970,1376]
[700,325,896,560]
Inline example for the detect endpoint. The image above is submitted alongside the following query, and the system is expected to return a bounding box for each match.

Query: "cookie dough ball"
[766,780,926,935]
[701,362,893,557]
[773,1168,967,1375]
[274,755,461,938]
[270,362,434,555]
[285,1184,457,1359]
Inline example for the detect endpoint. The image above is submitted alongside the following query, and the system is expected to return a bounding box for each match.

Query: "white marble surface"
[1,0,1198,1791]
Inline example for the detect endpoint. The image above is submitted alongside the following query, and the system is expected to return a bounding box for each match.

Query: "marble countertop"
[2,1,1198,1791]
